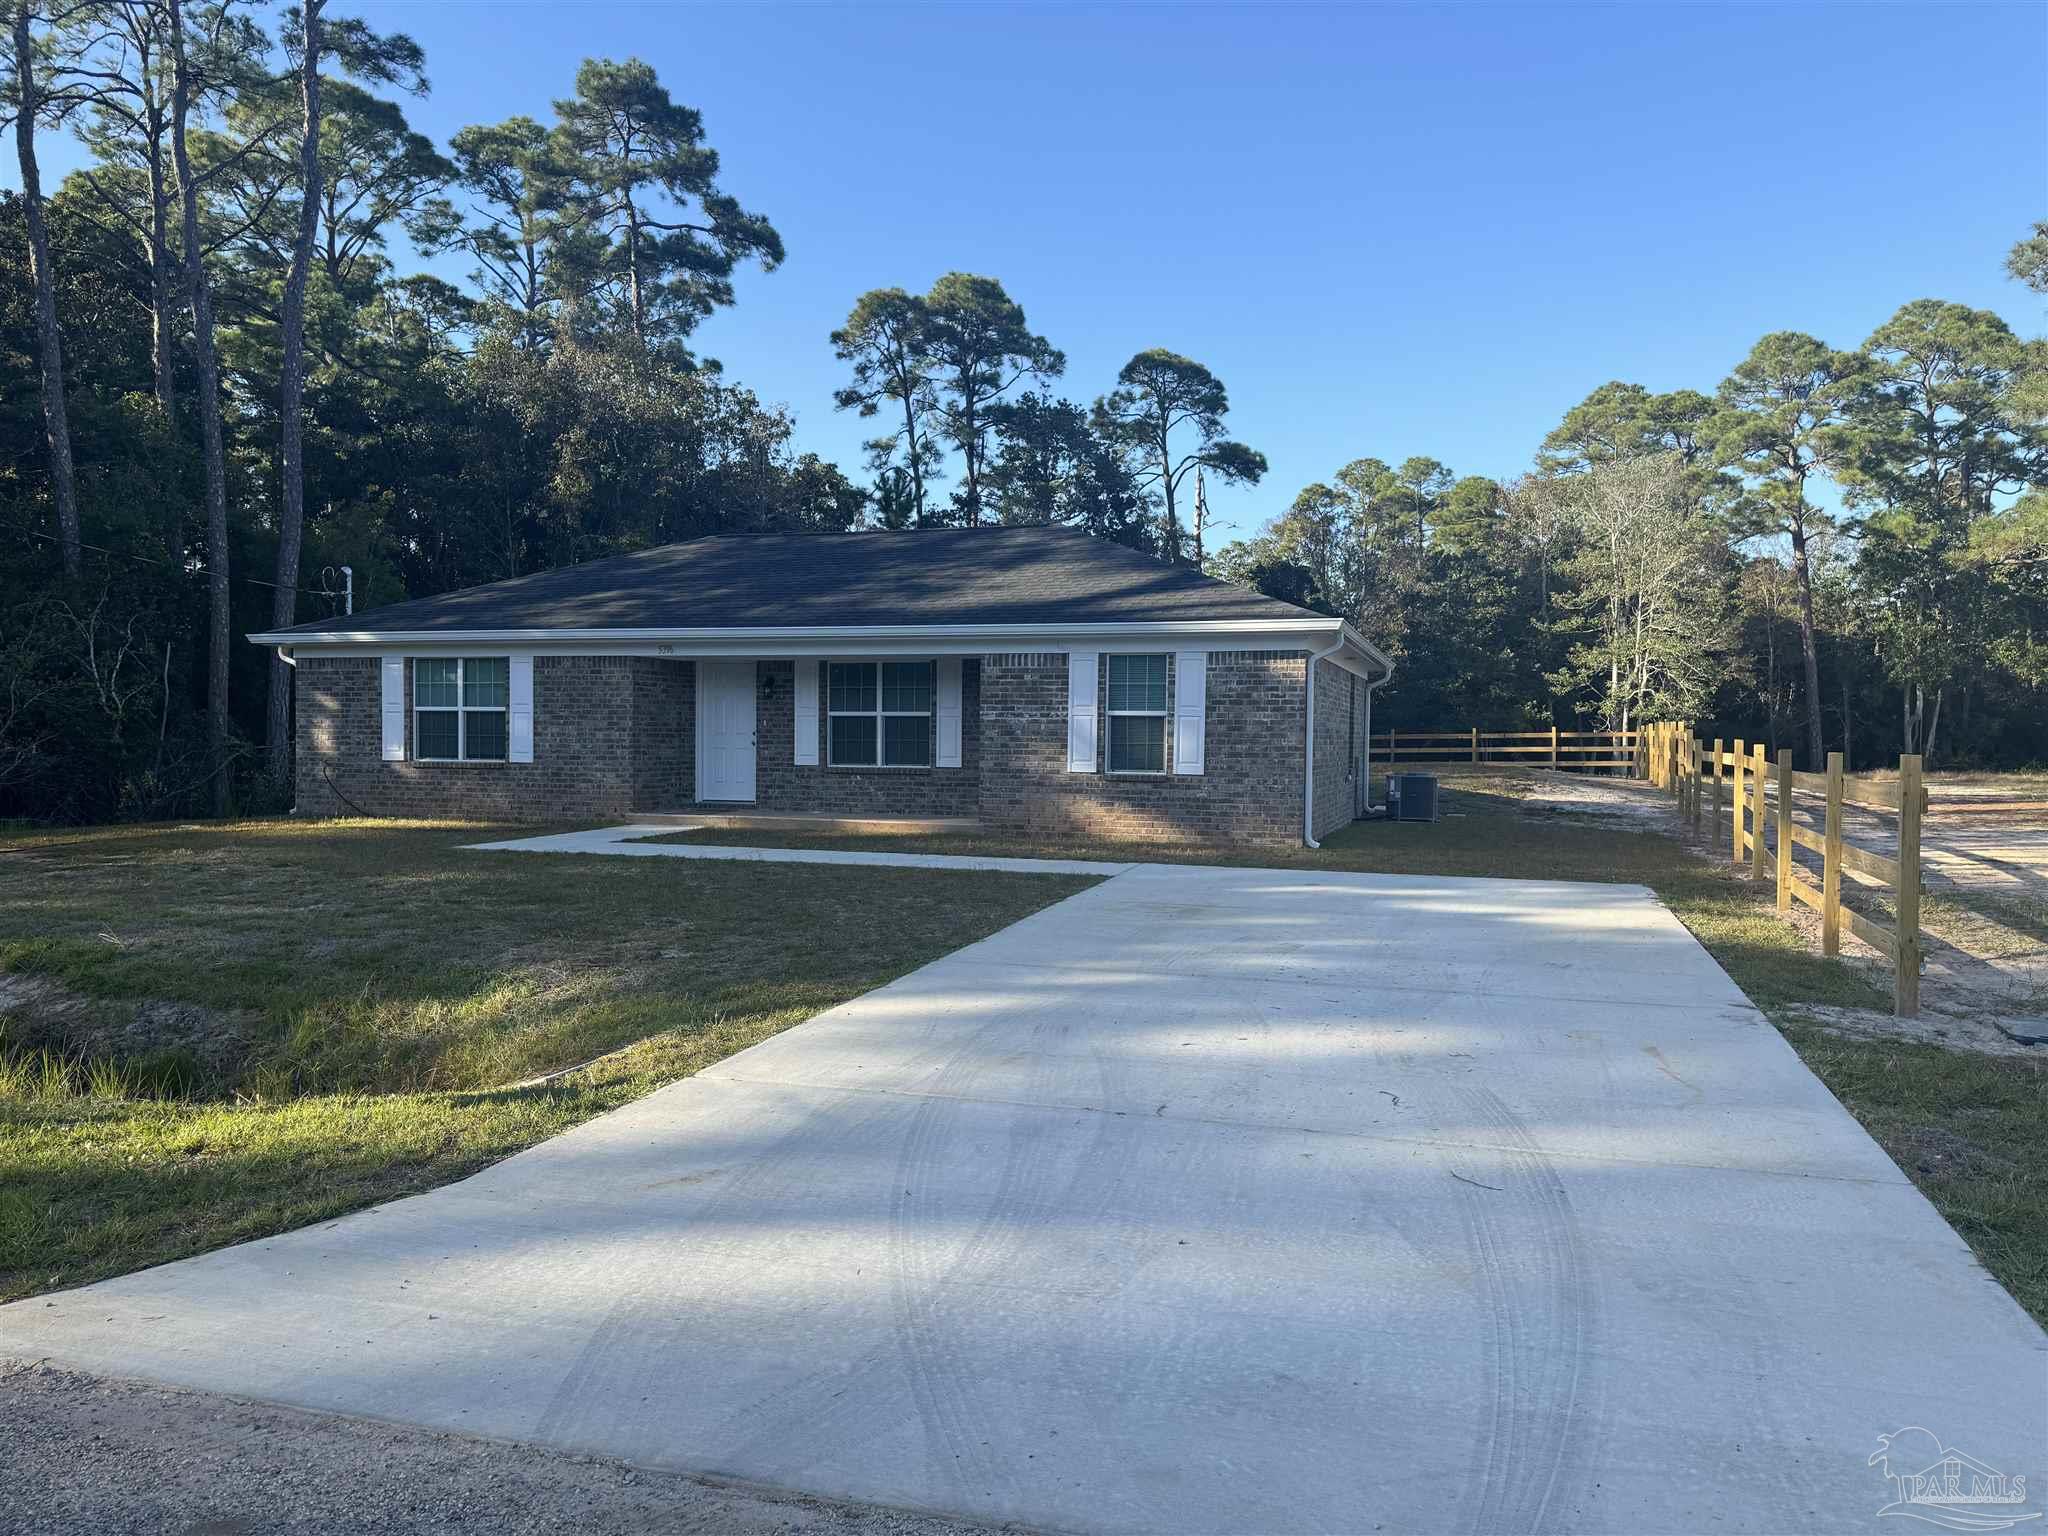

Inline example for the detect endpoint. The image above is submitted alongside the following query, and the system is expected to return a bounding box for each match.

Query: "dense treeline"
[2,2,2043,826]
[1,5,870,822]
[1214,266,2048,772]
[2,1,1272,822]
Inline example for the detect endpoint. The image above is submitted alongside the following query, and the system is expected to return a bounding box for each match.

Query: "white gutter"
[1302,633,1348,848]
[247,617,1346,648]
[274,645,296,668]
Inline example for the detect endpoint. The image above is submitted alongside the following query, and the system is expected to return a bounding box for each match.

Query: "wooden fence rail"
[1371,727,1639,773]
[1642,720,1926,1017]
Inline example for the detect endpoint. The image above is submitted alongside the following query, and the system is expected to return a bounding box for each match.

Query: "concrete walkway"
[467,823,1137,876]
[3,866,2042,1534]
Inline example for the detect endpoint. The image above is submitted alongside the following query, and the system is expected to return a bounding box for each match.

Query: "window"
[415,657,509,761]
[1106,653,1168,773]
[828,661,932,766]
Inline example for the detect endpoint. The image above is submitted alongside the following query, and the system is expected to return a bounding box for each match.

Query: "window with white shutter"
[380,656,406,761]
[1066,652,1099,772]
[793,660,819,765]
[1172,651,1206,775]
[508,655,534,763]
[935,658,962,768]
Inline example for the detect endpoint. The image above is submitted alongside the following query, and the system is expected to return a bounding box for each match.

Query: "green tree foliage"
[1846,301,2041,760]
[1711,332,1867,765]
[545,57,781,356]
[0,31,836,824]
[920,272,1062,525]
[1215,294,2045,767]
[1093,348,1265,563]
[441,114,560,343]
[2008,221,2048,295]
[982,392,1156,553]
[831,286,942,526]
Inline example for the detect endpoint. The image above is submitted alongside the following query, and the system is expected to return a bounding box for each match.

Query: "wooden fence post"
[1388,729,1398,770]
[1472,726,1480,765]
[1750,743,1768,880]
[1731,739,1746,865]
[1896,753,1923,1018]
[1822,751,1844,957]
[1775,748,1792,912]
[1550,724,1559,770]
[1711,737,1724,834]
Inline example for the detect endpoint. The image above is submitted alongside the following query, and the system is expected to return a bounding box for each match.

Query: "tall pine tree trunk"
[899,385,927,529]
[145,92,177,423]
[11,1,81,579]
[267,0,325,794]
[170,0,233,816]
[1156,421,1181,559]
[1787,517,1825,768]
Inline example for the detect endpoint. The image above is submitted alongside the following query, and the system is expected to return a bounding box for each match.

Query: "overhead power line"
[9,521,342,601]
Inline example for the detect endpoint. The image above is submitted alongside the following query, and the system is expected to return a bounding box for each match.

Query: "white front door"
[697,661,757,802]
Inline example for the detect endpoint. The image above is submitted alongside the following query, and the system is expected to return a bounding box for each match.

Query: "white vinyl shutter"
[1066,652,1098,773]
[380,656,406,761]
[935,658,962,768]
[1173,651,1207,775]
[508,654,534,763]
[793,659,819,765]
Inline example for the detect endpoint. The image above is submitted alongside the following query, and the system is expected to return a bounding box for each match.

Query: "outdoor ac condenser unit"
[1391,773,1440,823]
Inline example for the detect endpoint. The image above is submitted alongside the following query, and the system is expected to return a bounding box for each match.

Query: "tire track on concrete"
[1449,1085,1603,1536]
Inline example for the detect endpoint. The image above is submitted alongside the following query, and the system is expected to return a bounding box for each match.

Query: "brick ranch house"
[251,527,1394,847]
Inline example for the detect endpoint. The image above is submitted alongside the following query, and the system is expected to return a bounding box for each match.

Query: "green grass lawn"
[7,790,2043,1327]
[645,774,2048,1323]
[0,820,1093,1301]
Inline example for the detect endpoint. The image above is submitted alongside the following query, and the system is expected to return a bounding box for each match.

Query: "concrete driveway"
[3,865,2042,1534]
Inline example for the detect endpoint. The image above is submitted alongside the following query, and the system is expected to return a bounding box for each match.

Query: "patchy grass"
[645,775,2048,1323]
[1783,1023,2048,1322]
[0,819,1092,1300]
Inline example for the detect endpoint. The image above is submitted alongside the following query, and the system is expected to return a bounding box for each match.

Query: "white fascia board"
[250,617,1348,659]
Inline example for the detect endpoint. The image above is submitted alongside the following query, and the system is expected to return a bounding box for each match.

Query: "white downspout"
[1302,636,1346,848]
[275,646,296,669]
[1360,653,1393,813]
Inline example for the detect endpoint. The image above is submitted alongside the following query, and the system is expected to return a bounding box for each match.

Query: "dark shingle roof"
[266,527,1323,636]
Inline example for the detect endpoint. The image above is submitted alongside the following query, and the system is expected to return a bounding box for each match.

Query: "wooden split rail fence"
[1372,728,1640,773]
[1642,720,1927,1017]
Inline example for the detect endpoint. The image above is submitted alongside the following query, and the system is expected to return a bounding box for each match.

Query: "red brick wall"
[1311,657,1361,840]
[727,659,979,818]
[296,649,1322,843]
[977,650,1307,845]
[294,654,675,821]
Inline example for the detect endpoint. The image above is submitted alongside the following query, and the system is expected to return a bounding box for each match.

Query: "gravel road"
[0,1359,1009,1536]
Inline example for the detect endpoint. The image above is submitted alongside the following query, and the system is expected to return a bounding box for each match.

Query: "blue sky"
[16,1,2046,545]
